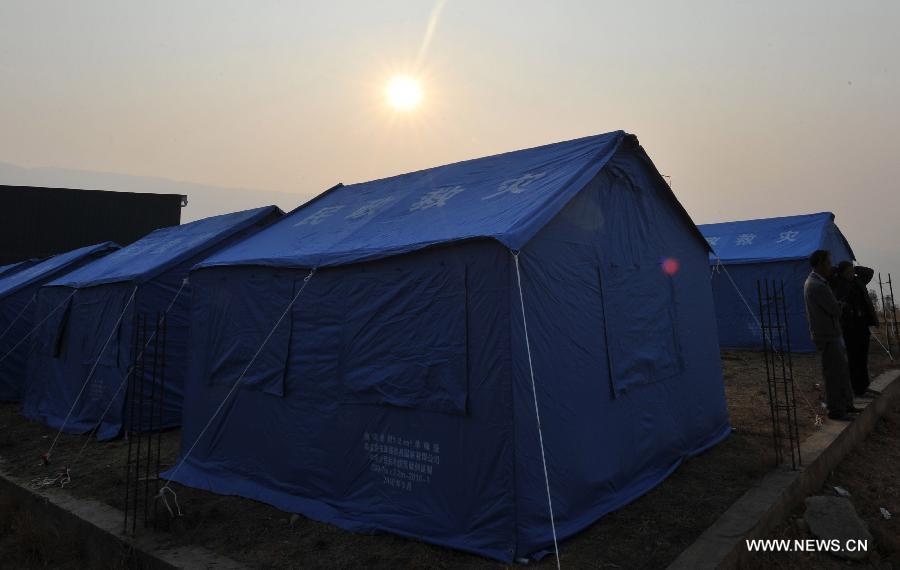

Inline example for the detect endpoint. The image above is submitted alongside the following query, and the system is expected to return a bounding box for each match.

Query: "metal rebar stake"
[779,280,801,466]
[154,312,167,529]
[758,280,781,466]
[131,314,147,536]
[888,273,898,352]
[143,313,160,528]
[771,281,794,469]
[123,314,140,533]
[878,273,891,353]
[757,279,802,469]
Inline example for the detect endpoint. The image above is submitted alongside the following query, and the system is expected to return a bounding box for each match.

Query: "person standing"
[831,261,879,396]
[803,250,857,420]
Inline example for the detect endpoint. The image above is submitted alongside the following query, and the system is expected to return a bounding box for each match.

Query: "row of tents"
[0,130,858,562]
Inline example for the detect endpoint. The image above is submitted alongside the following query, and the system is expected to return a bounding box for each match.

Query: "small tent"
[23,206,282,439]
[0,243,119,401]
[698,212,855,352]
[165,131,730,562]
[0,259,39,279]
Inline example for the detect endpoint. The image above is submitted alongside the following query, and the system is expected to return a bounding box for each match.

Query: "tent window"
[337,263,468,415]
[48,297,74,358]
[600,263,683,394]
[205,273,293,397]
[75,289,129,369]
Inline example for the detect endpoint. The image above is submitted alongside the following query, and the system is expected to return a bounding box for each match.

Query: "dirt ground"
[0,348,897,569]
[0,493,88,569]
[747,400,900,569]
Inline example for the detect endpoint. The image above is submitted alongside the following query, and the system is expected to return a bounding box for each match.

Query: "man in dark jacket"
[831,261,879,396]
[803,250,857,420]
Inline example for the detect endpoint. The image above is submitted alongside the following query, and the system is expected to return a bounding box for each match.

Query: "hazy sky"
[2,1,898,273]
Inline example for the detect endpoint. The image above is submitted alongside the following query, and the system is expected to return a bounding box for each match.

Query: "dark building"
[0,185,186,264]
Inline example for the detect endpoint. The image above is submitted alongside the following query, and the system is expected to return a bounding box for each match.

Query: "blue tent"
[0,259,39,279]
[698,212,855,352]
[22,206,282,439]
[165,131,730,562]
[0,243,118,401]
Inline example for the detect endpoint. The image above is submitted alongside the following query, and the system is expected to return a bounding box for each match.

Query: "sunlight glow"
[385,75,423,111]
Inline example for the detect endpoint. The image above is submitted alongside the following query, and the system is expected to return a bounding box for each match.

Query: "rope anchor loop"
[155,486,183,518]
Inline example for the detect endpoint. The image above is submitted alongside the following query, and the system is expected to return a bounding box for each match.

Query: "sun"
[385,75,423,111]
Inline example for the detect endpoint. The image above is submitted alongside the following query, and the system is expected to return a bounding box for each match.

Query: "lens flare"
[661,258,680,276]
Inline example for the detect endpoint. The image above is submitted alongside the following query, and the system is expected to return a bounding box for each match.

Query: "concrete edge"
[0,466,245,569]
[668,368,900,569]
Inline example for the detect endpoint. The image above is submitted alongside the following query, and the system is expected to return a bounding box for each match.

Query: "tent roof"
[198,131,632,269]
[49,206,280,288]
[698,212,854,264]
[0,242,118,299]
[0,259,34,278]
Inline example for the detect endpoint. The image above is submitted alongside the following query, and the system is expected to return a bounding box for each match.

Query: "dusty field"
[748,400,900,569]
[725,348,895,454]
[0,348,896,569]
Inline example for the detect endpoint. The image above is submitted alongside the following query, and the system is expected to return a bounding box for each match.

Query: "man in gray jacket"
[804,250,858,420]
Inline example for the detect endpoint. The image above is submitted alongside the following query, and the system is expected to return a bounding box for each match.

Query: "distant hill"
[0,162,310,222]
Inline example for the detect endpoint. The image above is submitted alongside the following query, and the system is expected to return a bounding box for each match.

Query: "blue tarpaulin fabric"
[22,206,282,437]
[0,262,20,277]
[699,212,855,351]
[165,133,731,562]
[198,131,630,269]
[0,243,118,401]
[49,207,280,288]
[0,243,117,300]
[0,259,39,279]
[700,212,854,265]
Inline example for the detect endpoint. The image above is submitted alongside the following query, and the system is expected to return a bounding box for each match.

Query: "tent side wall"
[0,288,39,400]
[23,282,135,428]
[710,260,815,352]
[2,249,115,402]
[88,254,230,441]
[168,241,520,561]
[510,147,731,556]
[120,264,193,436]
[22,288,65,419]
